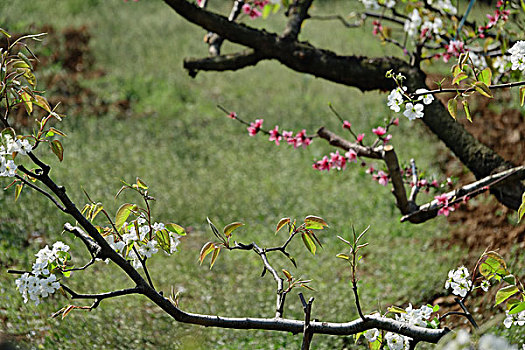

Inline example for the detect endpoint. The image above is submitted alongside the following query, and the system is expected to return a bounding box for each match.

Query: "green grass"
[0,1,488,349]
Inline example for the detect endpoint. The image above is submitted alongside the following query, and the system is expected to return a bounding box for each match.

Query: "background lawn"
[1,1,519,349]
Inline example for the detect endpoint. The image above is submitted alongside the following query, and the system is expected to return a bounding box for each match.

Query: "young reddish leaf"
[48,127,67,137]
[337,235,352,246]
[495,285,519,305]
[20,91,33,114]
[452,72,468,85]
[50,139,64,161]
[115,203,137,231]
[199,242,214,264]
[282,269,292,281]
[301,232,316,255]
[479,67,492,86]
[276,217,290,234]
[473,82,493,98]
[62,305,76,319]
[300,284,316,291]
[309,231,323,248]
[166,223,186,236]
[210,246,221,269]
[447,99,457,120]
[207,217,224,242]
[223,222,243,237]
[14,183,23,201]
[304,215,328,230]
[462,100,472,123]
[34,95,51,113]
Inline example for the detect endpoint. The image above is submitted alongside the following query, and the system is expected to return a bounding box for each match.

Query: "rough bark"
[164,0,524,210]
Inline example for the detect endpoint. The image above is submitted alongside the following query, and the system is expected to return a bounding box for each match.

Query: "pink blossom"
[377,171,389,186]
[438,206,454,216]
[419,179,428,187]
[366,166,375,174]
[228,112,237,119]
[443,40,464,63]
[356,133,365,143]
[282,130,293,140]
[345,149,358,163]
[247,119,263,136]
[372,127,386,137]
[313,156,331,171]
[269,125,282,145]
[343,120,352,129]
[330,151,347,170]
[435,193,449,206]
[242,4,262,19]
[242,4,251,14]
[292,129,311,149]
[372,20,383,36]
[393,118,399,126]
[383,134,392,144]
[431,180,438,188]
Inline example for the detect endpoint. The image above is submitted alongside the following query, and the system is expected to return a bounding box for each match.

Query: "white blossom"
[508,41,525,71]
[404,9,422,37]
[138,240,158,259]
[504,310,525,329]
[445,266,472,297]
[387,87,406,112]
[480,279,490,292]
[493,55,510,74]
[39,274,60,298]
[403,103,425,120]
[385,332,406,350]
[35,245,55,264]
[31,262,50,277]
[416,89,435,105]
[364,328,379,342]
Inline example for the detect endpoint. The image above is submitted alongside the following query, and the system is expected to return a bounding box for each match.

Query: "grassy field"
[0,1,511,349]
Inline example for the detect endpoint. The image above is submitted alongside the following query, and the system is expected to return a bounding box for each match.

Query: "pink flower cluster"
[366,166,389,186]
[312,150,357,171]
[435,194,455,216]
[441,40,465,63]
[478,1,509,37]
[242,1,270,19]
[372,21,383,36]
[248,119,264,136]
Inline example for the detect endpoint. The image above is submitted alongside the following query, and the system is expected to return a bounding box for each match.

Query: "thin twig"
[14,174,67,212]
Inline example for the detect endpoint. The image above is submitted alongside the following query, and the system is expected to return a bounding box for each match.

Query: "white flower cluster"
[494,55,511,74]
[15,241,70,305]
[508,41,525,71]
[445,266,472,298]
[387,86,434,121]
[0,135,32,177]
[504,310,525,329]
[106,218,181,269]
[404,9,444,38]
[359,0,396,10]
[364,305,436,350]
[428,0,457,15]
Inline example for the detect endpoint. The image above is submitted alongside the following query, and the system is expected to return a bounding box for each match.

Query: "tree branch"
[61,284,142,309]
[14,174,67,212]
[184,50,266,77]
[317,127,383,159]
[401,166,525,223]
[282,0,314,40]
[383,145,412,214]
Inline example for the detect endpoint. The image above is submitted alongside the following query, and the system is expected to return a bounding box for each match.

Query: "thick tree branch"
[383,145,411,215]
[282,0,314,40]
[165,0,524,210]
[184,50,266,77]
[401,166,525,223]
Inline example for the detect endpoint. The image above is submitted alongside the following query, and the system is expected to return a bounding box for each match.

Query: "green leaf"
[301,232,316,255]
[115,203,137,231]
[520,86,525,107]
[336,253,350,260]
[210,246,220,269]
[90,203,104,221]
[156,229,171,253]
[136,177,148,189]
[262,4,272,18]
[503,274,516,285]
[432,304,440,312]
[452,72,468,85]
[0,28,11,38]
[496,285,519,305]
[223,222,243,237]
[165,223,186,236]
[48,127,67,137]
[462,100,472,122]
[20,91,33,114]
[387,305,407,314]
[447,99,457,120]
[50,139,64,161]
[509,301,525,315]
[14,183,23,201]
[480,252,507,279]
[276,217,290,234]
[473,81,493,98]
[518,191,525,223]
[304,215,328,230]
[479,67,492,86]
[17,52,33,70]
